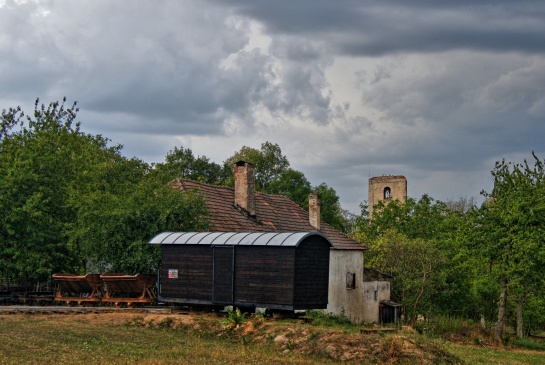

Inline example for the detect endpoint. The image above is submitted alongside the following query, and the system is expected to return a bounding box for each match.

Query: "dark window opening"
[384,187,391,199]
[346,272,356,290]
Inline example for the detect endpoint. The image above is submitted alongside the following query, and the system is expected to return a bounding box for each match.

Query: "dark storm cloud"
[0,0,274,135]
[207,0,545,56]
[1,0,545,212]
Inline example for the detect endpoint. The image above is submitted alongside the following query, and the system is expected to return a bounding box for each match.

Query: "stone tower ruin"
[368,175,407,218]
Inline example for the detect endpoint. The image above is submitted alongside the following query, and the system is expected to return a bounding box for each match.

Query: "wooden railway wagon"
[149,232,331,311]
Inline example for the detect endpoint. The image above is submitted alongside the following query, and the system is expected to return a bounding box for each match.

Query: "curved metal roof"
[149,232,332,247]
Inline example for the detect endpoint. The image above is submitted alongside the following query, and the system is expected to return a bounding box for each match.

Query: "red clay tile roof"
[173,179,365,251]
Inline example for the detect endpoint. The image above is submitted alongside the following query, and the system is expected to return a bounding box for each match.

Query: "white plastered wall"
[327,249,366,323]
[362,281,391,323]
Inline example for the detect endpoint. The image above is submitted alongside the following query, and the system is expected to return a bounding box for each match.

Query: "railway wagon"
[149,231,331,311]
[52,273,157,307]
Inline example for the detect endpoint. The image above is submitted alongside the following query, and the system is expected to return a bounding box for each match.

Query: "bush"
[306,310,355,328]
[512,338,545,351]
[415,315,471,338]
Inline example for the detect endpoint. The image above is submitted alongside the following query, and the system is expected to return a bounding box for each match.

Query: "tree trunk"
[496,274,507,345]
[516,297,524,339]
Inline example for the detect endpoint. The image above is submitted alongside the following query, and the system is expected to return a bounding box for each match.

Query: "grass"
[2,311,545,364]
[446,343,545,365]
[0,313,335,365]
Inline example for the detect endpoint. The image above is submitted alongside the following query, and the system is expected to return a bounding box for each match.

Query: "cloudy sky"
[1,0,544,213]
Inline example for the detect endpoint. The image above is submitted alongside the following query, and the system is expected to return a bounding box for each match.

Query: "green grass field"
[1,311,545,365]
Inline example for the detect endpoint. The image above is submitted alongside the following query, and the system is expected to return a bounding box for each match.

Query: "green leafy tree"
[223,142,290,191]
[471,153,545,342]
[267,168,312,207]
[68,166,209,274]
[154,146,229,185]
[0,98,117,279]
[0,99,210,278]
[224,142,348,231]
[363,229,446,322]
[355,195,480,319]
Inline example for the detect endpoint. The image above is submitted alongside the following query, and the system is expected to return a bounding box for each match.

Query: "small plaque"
[168,269,178,279]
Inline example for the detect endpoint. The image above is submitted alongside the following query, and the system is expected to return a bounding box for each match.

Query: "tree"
[68,164,209,273]
[224,142,348,231]
[362,229,446,322]
[0,98,117,279]
[471,153,545,342]
[0,98,210,278]
[267,168,312,208]
[154,146,229,185]
[358,194,449,241]
[223,142,290,191]
[355,194,480,319]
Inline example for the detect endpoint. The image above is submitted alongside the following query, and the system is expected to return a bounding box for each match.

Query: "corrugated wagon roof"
[171,179,365,251]
[149,231,333,247]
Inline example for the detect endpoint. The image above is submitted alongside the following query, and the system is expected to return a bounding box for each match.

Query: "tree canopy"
[0,99,208,279]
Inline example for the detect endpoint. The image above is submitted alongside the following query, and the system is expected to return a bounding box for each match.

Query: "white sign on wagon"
[168,269,178,279]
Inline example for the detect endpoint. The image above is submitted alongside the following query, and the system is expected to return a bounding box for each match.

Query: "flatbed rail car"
[51,273,157,307]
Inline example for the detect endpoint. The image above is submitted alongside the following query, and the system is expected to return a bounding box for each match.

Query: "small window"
[374,290,378,301]
[346,272,356,290]
[384,187,391,199]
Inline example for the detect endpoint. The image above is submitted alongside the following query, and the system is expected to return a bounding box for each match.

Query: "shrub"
[306,310,355,328]
[512,338,545,351]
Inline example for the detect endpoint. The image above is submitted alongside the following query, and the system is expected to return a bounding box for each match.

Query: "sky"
[1,0,544,213]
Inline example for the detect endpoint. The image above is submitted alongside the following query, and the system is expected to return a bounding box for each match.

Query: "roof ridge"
[179,179,234,191]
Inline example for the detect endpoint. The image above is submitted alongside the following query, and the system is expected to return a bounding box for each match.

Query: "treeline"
[2,99,543,343]
[0,99,348,281]
[353,154,545,343]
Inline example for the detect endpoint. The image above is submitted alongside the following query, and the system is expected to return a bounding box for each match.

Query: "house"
[152,161,390,323]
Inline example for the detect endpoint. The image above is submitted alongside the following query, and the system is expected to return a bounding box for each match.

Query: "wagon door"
[213,246,234,303]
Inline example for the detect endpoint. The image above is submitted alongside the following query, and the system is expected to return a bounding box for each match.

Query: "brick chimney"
[309,193,320,230]
[234,161,256,216]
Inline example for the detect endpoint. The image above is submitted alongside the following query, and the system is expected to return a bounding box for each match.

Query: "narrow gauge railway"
[1,273,157,308]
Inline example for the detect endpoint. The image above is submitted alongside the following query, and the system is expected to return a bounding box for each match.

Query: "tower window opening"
[384,187,391,199]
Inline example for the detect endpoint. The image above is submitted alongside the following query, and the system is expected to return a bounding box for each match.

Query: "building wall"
[362,281,391,323]
[368,175,407,218]
[327,250,366,323]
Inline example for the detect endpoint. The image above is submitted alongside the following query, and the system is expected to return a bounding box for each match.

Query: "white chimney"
[309,193,320,230]
[234,161,256,216]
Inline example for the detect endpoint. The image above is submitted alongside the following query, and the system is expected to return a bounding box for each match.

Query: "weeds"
[306,310,356,329]
[223,307,247,329]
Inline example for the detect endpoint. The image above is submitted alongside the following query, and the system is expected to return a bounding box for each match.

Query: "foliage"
[224,142,348,231]
[364,230,447,321]
[223,307,248,328]
[470,152,545,341]
[413,315,479,339]
[511,338,545,351]
[0,98,115,279]
[306,310,355,328]
[0,99,208,277]
[224,142,290,191]
[154,146,229,185]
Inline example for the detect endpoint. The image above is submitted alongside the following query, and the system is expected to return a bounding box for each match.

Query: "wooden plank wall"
[160,245,213,300]
[234,246,295,306]
[293,237,330,308]
[213,246,234,303]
